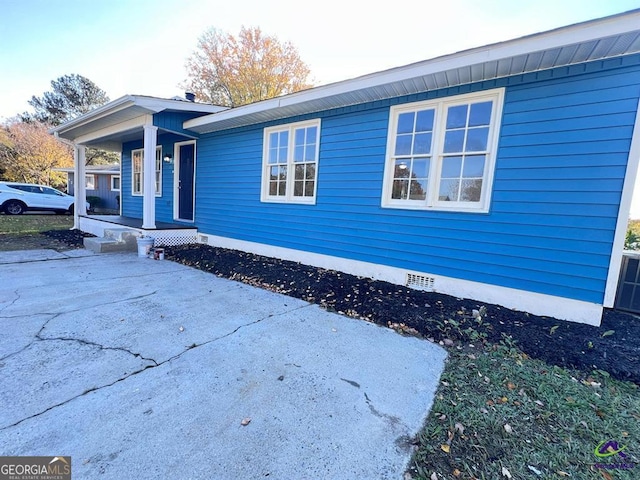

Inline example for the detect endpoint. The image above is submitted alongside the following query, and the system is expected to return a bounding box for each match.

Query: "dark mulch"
[162,244,640,385]
[41,229,95,249]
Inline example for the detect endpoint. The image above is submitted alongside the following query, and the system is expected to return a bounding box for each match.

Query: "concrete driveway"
[0,250,446,479]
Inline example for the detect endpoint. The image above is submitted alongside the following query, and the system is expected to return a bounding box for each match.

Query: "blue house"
[56,164,121,212]
[51,10,640,326]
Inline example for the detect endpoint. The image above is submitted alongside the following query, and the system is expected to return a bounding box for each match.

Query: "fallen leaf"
[598,470,613,480]
[480,408,489,414]
[430,473,438,480]
[534,400,544,407]
[240,417,251,426]
[439,414,447,421]
[550,325,559,335]
[454,422,465,434]
[601,330,615,338]
[486,399,495,406]
[504,423,513,434]
[506,382,516,390]
[453,469,461,477]
[440,444,450,453]
[527,465,542,475]
[501,466,512,478]
[556,471,571,477]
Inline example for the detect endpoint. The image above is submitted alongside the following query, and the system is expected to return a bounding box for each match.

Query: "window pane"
[269,148,278,164]
[279,130,288,147]
[277,181,286,196]
[306,126,317,143]
[395,134,412,155]
[463,155,486,177]
[412,158,430,178]
[269,181,278,196]
[294,180,303,196]
[394,159,410,177]
[409,179,427,200]
[279,146,288,162]
[304,181,315,197]
[441,156,462,178]
[295,164,304,180]
[269,132,279,147]
[415,109,434,132]
[305,145,316,161]
[465,127,489,151]
[279,165,287,181]
[439,179,460,201]
[269,166,279,180]
[461,179,483,202]
[469,101,492,126]
[294,145,304,162]
[397,112,415,134]
[392,179,408,199]
[306,164,316,179]
[443,130,465,153]
[413,133,432,154]
[295,128,305,146]
[446,105,468,129]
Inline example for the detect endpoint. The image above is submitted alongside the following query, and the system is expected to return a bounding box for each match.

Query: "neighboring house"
[51,10,640,326]
[55,164,121,212]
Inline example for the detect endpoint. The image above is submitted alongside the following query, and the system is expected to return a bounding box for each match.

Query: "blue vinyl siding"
[189,58,640,305]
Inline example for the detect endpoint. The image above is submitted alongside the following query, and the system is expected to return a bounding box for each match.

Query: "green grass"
[0,214,73,234]
[409,338,639,479]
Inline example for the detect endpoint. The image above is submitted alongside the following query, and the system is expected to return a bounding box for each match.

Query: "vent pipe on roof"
[185,92,196,102]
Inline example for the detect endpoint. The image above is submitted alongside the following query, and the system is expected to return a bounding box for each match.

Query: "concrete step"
[104,228,139,247]
[84,236,137,253]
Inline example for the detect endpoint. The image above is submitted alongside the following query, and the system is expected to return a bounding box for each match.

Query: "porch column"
[142,124,157,229]
[73,144,87,230]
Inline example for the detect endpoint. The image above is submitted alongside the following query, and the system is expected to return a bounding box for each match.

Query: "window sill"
[381,202,490,214]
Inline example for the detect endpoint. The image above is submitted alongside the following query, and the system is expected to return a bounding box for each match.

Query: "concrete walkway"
[0,250,446,479]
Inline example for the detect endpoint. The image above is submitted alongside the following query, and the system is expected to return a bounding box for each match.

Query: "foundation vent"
[199,234,209,244]
[406,273,435,291]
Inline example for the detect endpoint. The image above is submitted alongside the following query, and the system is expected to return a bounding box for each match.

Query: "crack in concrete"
[0,289,20,314]
[1,302,312,430]
[0,290,158,319]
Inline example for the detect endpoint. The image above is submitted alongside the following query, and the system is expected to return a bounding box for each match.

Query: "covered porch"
[50,95,227,248]
[80,215,198,247]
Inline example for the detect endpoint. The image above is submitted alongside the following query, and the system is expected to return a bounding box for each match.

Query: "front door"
[176,142,195,221]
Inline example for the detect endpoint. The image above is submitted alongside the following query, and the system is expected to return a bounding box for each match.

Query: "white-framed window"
[132,147,162,196]
[85,174,95,190]
[261,119,321,204]
[382,88,504,213]
[111,175,120,191]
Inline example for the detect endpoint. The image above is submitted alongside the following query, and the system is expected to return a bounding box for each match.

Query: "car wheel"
[4,200,26,215]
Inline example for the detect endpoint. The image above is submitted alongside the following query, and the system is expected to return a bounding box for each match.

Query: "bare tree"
[184,26,312,107]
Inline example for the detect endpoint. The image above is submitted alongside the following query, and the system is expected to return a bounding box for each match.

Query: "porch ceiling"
[185,9,640,134]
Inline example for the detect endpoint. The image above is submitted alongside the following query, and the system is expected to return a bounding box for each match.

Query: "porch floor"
[84,215,195,231]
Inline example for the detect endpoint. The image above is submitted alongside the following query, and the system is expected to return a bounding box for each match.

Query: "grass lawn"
[0,214,73,234]
[410,338,639,479]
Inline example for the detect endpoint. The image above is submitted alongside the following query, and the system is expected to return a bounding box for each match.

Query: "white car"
[0,181,89,215]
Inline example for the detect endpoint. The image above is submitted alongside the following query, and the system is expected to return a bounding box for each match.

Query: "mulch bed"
[163,244,640,385]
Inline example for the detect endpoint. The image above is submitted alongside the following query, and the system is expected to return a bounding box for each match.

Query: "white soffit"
[185,9,640,134]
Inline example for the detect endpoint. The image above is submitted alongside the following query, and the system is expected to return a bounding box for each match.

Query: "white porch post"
[73,144,87,230]
[142,124,157,229]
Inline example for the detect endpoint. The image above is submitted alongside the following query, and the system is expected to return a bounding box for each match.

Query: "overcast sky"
[2,0,640,214]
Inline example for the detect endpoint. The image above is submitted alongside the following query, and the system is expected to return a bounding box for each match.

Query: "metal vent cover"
[406,273,435,291]
[199,234,209,244]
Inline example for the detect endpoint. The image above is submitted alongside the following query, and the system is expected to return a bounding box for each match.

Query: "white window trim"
[261,119,321,204]
[110,175,120,192]
[382,88,504,213]
[85,174,95,190]
[131,147,162,197]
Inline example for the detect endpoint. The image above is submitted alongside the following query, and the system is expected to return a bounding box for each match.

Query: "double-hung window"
[132,147,162,196]
[261,119,321,204]
[383,88,503,212]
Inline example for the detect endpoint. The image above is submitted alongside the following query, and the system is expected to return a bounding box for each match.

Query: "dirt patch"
[0,229,93,252]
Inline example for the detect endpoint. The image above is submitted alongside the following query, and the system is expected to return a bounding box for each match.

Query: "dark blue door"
[178,143,195,221]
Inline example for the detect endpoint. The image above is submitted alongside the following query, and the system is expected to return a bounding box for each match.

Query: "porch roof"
[185,8,640,134]
[50,95,227,150]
